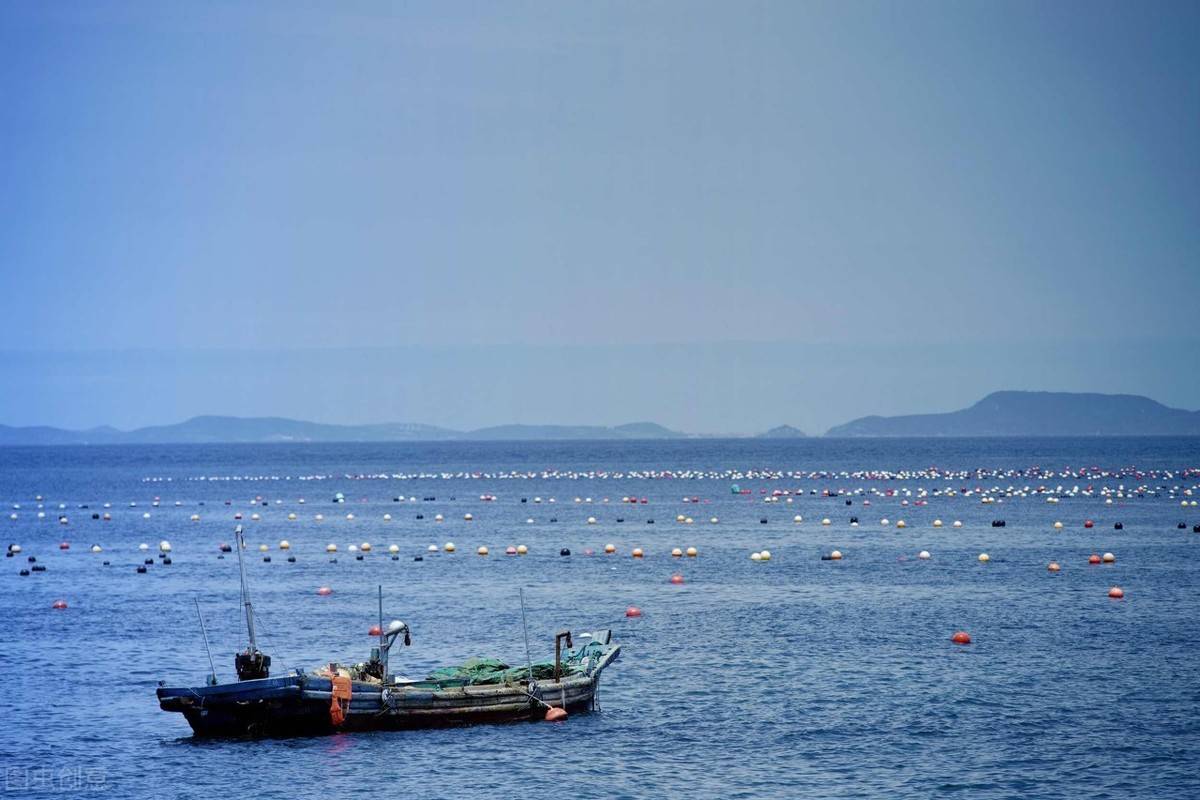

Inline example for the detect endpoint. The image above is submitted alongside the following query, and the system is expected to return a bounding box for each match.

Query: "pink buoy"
[316,586,333,596]
[51,599,68,610]
[544,707,568,722]
[625,606,642,618]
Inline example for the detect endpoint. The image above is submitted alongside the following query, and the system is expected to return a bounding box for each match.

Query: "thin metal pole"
[519,588,534,683]
[378,585,386,678]
[234,525,257,652]
[194,596,217,683]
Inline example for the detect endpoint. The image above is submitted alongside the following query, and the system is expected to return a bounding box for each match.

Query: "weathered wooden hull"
[158,645,619,737]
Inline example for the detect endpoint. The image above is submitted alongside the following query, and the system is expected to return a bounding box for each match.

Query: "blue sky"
[1,1,1197,433]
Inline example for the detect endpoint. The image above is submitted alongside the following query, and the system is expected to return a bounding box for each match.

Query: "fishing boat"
[156,526,621,737]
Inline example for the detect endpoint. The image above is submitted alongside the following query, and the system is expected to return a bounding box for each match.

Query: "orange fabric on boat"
[330,675,352,726]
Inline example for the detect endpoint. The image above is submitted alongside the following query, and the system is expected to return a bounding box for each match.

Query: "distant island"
[0,416,690,446]
[825,391,1200,437]
[757,424,807,438]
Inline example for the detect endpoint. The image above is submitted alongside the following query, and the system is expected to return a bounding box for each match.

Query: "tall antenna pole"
[378,585,386,678]
[519,588,534,683]
[194,596,217,684]
[234,525,257,653]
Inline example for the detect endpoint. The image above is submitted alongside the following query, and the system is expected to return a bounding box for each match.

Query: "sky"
[1,1,1197,434]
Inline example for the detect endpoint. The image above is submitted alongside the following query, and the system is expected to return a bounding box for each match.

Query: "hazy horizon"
[4,338,1198,435]
[3,2,1197,433]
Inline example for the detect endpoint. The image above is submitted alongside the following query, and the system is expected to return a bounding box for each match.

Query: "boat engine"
[235,649,270,681]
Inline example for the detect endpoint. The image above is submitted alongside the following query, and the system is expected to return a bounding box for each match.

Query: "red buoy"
[1084,520,1094,528]
[1088,554,1101,565]
[368,625,382,636]
[1108,586,1124,599]
[544,707,568,722]
[669,574,684,585]
[625,606,642,618]
[51,599,68,610]
[59,542,70,550]
[316,586,333,596]
[951,631,971,645]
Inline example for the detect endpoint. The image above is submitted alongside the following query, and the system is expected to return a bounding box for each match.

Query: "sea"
[1,437,1199,799]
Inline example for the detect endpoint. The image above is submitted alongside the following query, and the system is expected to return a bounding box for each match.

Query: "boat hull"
[158,645,618,737]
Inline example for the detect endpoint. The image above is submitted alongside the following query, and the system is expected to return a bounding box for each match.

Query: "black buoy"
[549,518,558,523]
[616,518,625,523]
[845,499,852,506]
[144,558,154,565]
[647,519,655,524]
[91,513,99,520]
[163,557,172,565]
[1114,522,1123,530]
[103,561,110,566]
[414,555,423,562]
[760,518,768,524]
[330,557,339,563]
[287,556,296,563]
[31,564,46,572]
[19,569,29,576]
[28,555,36,563]
[521,498,527,503]
[1194,525,1200,533]
[262,556,270,562]
[355,555,364,561]
[560,548,571,557]
[1179,522,1187,529]
[136,565,147,573]
[416,514,424,520]
[390,555,398,561]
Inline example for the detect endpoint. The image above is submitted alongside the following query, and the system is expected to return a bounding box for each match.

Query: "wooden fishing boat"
[156,526,621,737]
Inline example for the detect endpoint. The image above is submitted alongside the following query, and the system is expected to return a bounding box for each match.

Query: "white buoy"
[138,543,149,552]
[750,551,762,562]
[326,543,337,553]
[360,542,372,552]
[918,550,931,560]
[159,540,172,553]
[978,553,990,563]
[821,518,831,526]
[348,544,358,553]
[793,515,803,523]
[427,544,439,552]
[383,514,392,521]
[952,520,962,528]
[464,513,473,521]
[444,542,456,553]
[759,549,772,561]
[279,540,291,550]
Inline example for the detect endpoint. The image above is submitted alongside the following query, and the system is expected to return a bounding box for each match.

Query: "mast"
[234,524,257,653]
[378,585,386,678]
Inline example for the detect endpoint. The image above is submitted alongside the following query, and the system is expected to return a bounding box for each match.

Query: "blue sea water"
[1,437,1199,799]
